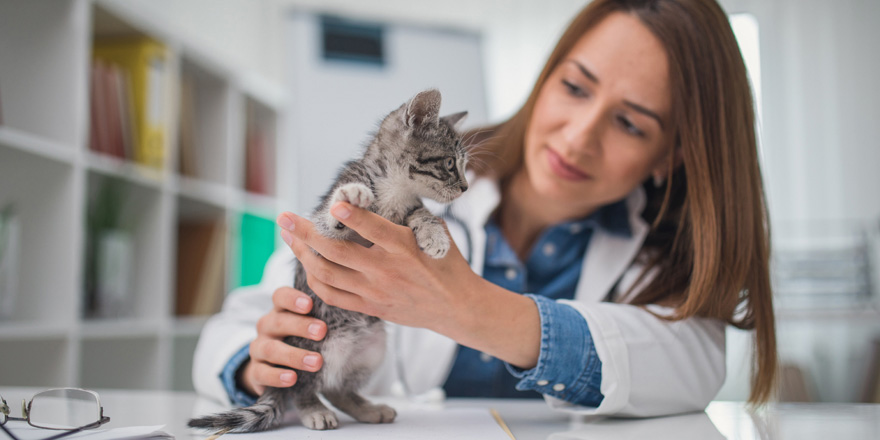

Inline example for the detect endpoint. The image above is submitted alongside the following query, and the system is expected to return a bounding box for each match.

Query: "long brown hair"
[470,0,777,405]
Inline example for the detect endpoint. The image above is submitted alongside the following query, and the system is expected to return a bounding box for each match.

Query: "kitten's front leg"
[324,183,375,234]
[405,207,449,259]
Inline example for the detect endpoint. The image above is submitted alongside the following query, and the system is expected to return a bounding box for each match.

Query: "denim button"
[505,268,517,280]
[480,353,492,363]
[542,243,556,256]
[536,380,549,386]
[553,383,566,392]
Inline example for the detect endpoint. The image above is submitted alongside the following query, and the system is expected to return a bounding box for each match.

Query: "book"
[175,219,226,316]
[89,60,110,155]
[93,36,169,168]
[177,71,198,177]
[90,61,136,159]
[244,102,274,195]
[237,213,277,288]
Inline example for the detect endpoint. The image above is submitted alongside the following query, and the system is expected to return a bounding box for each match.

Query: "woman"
[193,0,777,417]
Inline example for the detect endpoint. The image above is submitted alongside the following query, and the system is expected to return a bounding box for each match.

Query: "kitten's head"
[391,89,469,203]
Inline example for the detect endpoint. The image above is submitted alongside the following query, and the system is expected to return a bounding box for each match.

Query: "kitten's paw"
[332,183,375,209]
[300,410,339,430]
[414,223,450,259]
[353,404,397,424]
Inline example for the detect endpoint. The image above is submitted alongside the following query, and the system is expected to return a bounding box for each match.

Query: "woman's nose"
[561,106,604,155]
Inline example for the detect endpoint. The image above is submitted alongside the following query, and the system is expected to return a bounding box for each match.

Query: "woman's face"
[523,11,674,213]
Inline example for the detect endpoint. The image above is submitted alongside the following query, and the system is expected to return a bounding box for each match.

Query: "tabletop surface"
[1,387,879,440]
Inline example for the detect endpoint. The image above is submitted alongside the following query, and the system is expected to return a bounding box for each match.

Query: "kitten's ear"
[441,111,468,130]
[405,89,441,128]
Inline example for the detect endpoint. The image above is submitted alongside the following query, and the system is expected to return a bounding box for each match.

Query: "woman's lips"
[545,147,591,181]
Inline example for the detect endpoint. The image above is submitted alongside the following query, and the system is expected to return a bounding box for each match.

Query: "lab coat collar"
[447,175,650,301]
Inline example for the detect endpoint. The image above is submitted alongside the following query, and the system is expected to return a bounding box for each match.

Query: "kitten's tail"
[188,387,286,433]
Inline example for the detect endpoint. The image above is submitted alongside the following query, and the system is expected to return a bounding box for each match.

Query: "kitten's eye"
[445,157,455,170]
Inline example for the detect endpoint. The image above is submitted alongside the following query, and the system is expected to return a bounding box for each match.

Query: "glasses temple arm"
[39,417,110,440]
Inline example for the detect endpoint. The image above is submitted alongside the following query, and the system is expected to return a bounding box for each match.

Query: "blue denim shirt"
[442,200,630,406]
[221,200,630,407]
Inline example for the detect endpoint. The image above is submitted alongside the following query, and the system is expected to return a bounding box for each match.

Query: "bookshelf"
[0,0,284,391]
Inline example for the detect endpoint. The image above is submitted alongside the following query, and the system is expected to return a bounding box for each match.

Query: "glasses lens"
[28,389,100,430]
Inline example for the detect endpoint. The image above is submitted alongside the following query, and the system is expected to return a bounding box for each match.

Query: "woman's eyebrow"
[568,60,600,84]
[624,100,665,130]
[567,59,665,130]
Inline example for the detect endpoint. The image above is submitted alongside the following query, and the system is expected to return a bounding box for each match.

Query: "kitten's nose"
[460,183,468,192]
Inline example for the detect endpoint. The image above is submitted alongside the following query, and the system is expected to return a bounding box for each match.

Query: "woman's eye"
[562,80,588,97]
[617,116,644,137]
[445,157,456,170]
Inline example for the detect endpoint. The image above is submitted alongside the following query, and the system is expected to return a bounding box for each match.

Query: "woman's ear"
[651,145,683,187]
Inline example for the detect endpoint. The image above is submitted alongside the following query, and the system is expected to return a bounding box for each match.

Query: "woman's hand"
[239,287,328,396]
[277,203,479,332]
[276,202,542,368]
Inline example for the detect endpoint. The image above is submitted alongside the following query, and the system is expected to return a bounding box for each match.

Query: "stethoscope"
[441,205,473,264]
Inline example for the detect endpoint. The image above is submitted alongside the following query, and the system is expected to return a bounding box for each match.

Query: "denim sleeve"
[221,343,259,407]
[504,294,604,407]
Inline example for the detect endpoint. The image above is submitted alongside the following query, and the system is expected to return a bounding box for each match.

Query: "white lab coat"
[192,176,726,417]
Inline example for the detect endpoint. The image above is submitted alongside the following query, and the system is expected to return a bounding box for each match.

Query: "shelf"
[0,321,72,341]
[175,176,229,210]
[86,151,166,190]
[0,0,284,392]
[0,0,88,145]
[238,73,287,111]
[0,146,80,325]
[80,337,162,390]
[171,315,211,337]
[237,189,279,217]
[0,126,76,165]
[0,339,72,387]
[79,318,164,339]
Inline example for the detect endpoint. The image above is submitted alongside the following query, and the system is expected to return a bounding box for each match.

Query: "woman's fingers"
[303,269,371,314]
[251,338,324,373]
[278,212,376,268]
[256,309,326,341]
[242,361,297,395]
[286,226,370,296]
[272,287,313,314]
[329,202,417,255]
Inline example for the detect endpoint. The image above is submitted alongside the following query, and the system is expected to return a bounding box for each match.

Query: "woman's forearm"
[434,275,542,369]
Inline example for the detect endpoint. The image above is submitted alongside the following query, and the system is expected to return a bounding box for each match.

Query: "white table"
[1,388,879,439]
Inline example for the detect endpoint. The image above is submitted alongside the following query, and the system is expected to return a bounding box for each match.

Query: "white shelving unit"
[0,0,285,391]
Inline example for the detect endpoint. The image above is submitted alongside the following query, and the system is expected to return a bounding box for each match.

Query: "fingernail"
[280,371,295,385]
[303,354,320,368]
[308,323,322,337]
[277,214,295,231]
[295,297,310,312]
[331,204,351,220]
[281,229,293,246]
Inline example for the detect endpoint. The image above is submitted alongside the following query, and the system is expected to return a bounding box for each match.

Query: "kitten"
[188,89,469,432]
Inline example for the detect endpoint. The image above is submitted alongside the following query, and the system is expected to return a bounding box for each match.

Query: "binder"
[93,37,169,168]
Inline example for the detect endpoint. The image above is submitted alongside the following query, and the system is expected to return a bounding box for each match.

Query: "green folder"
[237,212,277,288]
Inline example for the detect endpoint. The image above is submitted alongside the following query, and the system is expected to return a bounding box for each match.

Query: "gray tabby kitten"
[188,89,469,432]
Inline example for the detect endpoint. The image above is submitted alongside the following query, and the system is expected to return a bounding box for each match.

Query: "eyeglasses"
[0,388,110,440]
